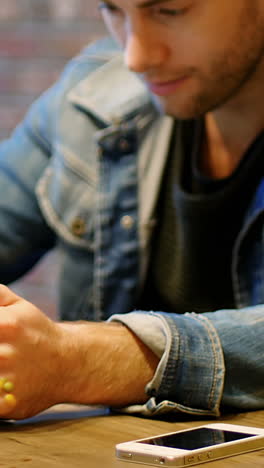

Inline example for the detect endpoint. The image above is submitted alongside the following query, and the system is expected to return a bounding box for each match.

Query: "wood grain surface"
[0,406,263,467]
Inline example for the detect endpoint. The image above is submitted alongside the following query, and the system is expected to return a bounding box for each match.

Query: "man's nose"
[124,32,169,74]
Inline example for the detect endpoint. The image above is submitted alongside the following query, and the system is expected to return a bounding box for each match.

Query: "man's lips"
[146,76,188,96]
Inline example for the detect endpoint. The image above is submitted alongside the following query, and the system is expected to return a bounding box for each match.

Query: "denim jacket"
[0,37,263,417]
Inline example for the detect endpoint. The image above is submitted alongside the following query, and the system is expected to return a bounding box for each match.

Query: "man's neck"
[202,67,264,179]
[202,113,263,179]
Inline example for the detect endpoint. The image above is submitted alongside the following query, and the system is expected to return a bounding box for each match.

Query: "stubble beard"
[153,7,264,120]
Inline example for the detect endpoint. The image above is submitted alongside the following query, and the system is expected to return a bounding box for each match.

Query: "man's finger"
[0,285,20,307]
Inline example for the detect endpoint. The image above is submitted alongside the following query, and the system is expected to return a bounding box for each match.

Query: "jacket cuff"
[110,311,225,417]
[144,313,225,416]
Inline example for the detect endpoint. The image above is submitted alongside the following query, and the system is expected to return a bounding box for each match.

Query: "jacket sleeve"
[110,305,264,417]
[0,81,60,281]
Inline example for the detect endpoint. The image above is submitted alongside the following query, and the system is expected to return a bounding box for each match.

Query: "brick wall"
[0,0,106,139]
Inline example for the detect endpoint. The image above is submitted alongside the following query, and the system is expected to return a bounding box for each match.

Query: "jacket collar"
[68,53,153,126]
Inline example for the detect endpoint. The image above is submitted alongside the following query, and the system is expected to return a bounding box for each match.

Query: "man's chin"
[151,94,207,120]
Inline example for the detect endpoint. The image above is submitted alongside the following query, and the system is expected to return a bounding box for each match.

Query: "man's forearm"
[58,321,159,407]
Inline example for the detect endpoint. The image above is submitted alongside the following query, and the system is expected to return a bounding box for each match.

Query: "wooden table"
[0,405,263,467]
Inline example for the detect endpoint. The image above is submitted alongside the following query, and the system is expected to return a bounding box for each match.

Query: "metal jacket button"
[71,217,86,237]
[121,215,134,230]
[118,138,131,152]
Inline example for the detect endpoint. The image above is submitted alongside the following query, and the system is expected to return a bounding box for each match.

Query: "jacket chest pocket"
[36,144,97,250]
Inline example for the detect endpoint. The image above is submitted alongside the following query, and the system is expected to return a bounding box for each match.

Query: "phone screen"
[139,428,255,451]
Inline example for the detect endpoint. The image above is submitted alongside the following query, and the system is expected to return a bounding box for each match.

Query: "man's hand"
[0,284,68,419]
[0,285,159,420]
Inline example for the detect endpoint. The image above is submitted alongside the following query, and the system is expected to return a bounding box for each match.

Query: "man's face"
[99,0,264,119]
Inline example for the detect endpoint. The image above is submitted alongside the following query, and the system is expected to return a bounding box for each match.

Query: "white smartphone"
[115,423,264,467]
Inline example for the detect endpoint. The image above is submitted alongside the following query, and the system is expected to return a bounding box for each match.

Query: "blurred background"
[0,0,106,139]
[0,0,107,317]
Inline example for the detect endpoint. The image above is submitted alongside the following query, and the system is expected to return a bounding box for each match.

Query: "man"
[0,0,263,420]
